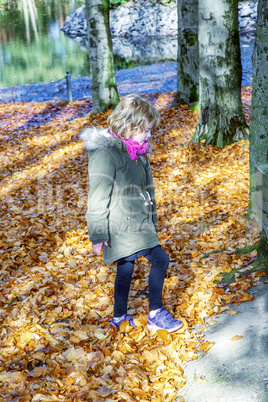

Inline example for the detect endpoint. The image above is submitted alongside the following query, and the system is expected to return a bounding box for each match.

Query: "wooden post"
[66,71,73,103]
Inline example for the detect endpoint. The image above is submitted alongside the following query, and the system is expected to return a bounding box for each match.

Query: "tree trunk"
[248,0,268,216]
[85,0,119,113]
[171,0,199,107]
[190,0,249,147]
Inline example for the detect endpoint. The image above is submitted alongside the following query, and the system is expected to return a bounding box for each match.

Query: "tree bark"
[171,0,199,107]
[190,0,249,147]
[248,0,268,216]
[85,0,119,113]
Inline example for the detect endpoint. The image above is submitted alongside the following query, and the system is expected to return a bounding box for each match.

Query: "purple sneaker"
[147,307,183,333]
[110,314,135,328]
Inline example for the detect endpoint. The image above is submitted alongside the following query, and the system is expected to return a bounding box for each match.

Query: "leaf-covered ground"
[0,87,263,402]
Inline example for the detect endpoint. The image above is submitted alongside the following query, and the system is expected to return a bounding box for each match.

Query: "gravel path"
[180,278,268,402]
[0,46,253,103]
[0,62,177,103]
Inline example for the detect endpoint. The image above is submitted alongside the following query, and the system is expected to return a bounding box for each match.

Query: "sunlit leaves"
[0,88,262,401]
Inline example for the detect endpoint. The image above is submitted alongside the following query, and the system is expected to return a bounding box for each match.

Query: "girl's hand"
[93,242,108,255]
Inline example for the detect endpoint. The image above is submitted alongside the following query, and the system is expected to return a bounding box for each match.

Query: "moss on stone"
[216,235,268,285]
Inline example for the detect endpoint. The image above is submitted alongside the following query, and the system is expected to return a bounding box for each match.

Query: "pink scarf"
[110,130,149,160]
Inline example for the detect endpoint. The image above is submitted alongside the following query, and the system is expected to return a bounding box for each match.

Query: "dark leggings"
[114,245,169,317]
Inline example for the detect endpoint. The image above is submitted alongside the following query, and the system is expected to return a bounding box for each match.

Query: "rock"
[61,0,258,63]
[240,4,253,17]
[240,17,251,28]
[76,6,85,17]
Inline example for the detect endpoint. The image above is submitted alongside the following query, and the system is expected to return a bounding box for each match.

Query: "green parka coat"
[81,128,159,264]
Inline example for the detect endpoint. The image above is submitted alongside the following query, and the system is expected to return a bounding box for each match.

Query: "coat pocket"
[109,214,130,235]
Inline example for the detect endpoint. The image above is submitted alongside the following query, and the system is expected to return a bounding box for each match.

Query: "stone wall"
[61,0,258,63]
[255,165,268,238]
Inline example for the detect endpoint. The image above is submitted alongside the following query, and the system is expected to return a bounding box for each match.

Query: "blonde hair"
[107,94,160,138]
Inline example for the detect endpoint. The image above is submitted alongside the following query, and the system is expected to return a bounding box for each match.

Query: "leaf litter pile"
[0,86,264,402]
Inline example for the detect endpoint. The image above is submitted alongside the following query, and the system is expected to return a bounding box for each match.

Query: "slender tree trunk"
[248,0,268,216]
[190,0,249,147]
[171,0,199,107]
[85,0,119,113]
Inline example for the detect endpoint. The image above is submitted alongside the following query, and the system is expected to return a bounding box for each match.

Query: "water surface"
[0,0,87,88]
[0,0,253,90]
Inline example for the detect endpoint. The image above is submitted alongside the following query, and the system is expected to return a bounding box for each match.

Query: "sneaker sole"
[147,321,183,333]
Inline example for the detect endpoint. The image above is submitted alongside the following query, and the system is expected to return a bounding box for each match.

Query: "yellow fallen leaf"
[157,329,168,341]
[0,90,255,402]
[228,310,239,315]
[44,333,58,347]
[30,367,48,377]
[55,378,64,387]
[73,330,88,340]
[62,246,72,257]
[143,350,155,363]
[132,388,147,397]
[32,394,54,401]
[69,335,83,344]
[236,290,254,302]
[197,376,207,383]
[86,351,104,362]
[94,329,108,339]
[119,319,133,332]
[62,346,87,361]
[0,371,24,382]
[30,352,46,361]
[54,234,63,245]
[230,335,243,341]
[199,341,214,352]
[19,331,39,346]
[255,270,267,277]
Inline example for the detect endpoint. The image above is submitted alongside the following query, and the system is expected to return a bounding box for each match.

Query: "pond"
[0,0,89,88]
[0,0,254,90]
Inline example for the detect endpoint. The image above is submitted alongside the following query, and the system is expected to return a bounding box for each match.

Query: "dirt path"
[179,278,268,402]
[0,62,177,103]
[0,48,253,103]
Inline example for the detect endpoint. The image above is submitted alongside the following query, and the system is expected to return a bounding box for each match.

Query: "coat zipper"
[136,159,153,210]
[136,160,144,190]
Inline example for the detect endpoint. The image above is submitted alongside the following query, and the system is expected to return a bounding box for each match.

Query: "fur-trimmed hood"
[80,127,120,152]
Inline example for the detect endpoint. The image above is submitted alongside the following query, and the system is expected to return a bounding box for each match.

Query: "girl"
[81,94,183,333]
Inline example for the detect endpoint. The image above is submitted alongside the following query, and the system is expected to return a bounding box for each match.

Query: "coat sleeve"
[145,156,158,231]
[86,148,116,245]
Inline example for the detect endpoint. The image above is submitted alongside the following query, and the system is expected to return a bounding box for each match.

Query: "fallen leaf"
[0,90,257,400]
[62,346,87,361]
[132,388,147,397]
[255,270,267,277]
[228,310,239,315]
[93,329,109,339]
[230,335,243,341]
[157,329,168,341]
[197,376,207,383]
